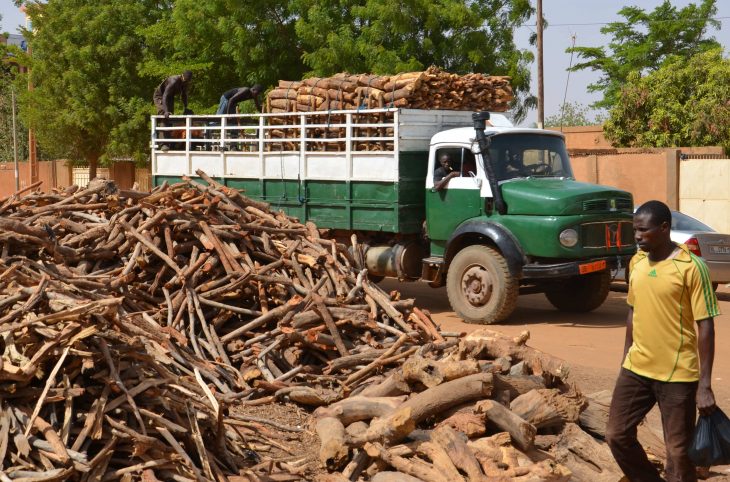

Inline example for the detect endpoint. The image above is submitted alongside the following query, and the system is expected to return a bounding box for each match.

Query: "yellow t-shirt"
[624,244,720,382]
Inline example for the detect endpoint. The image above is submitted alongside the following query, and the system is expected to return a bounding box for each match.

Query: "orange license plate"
[579,260,607,275]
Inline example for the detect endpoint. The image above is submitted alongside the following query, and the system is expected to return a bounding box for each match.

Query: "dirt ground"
[381,279,730,480]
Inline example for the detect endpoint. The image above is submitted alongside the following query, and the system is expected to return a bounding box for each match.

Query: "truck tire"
[446,245,519,324]
[545,270,611,312]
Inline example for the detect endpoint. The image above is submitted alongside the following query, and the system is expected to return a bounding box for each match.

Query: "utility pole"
[536,0,544,129]
[11,87,19,191]
[22,4,39,186]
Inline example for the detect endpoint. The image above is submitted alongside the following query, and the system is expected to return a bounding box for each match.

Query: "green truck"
[151,108,635,323]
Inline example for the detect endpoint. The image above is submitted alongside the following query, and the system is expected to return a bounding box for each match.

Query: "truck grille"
[581,221,634,248]
[582,198,633,213]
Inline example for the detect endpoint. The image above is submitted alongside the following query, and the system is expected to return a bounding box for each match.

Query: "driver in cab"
[503,150,527,180]
[433,153,460,191]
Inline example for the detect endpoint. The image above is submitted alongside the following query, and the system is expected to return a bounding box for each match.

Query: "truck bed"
[152,108,475,233]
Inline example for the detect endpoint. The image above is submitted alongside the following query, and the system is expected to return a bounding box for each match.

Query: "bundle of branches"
[265,67,512,114]
[0,174,441,480]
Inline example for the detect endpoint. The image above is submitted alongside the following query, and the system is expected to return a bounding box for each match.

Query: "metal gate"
[679,154,730,233]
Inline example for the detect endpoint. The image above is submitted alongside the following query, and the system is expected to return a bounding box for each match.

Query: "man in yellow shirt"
[606,200,718,482]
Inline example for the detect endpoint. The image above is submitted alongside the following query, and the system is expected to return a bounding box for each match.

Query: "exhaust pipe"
[472,112,506,215]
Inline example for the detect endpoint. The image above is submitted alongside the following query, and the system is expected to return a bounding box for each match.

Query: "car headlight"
[559,228,579,247]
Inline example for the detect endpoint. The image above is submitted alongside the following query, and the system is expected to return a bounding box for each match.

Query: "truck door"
[426,146,483,245]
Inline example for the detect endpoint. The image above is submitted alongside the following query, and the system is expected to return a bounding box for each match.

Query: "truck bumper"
[522,254,633,279]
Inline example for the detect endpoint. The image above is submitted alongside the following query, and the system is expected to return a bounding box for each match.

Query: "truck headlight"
[559,229,579,247]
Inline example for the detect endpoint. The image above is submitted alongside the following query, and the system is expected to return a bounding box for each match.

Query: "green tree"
[1,20,30,165]
[567,0,720,109]
[604,48,730,153]
[0,68,29,164]
[293,0,536,121]
[138,0,303,112]
[544,102,606,128]
[18,0,167,178]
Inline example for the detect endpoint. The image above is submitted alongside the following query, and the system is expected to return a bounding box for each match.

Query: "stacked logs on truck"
[0,174,665,481]
[266,67,513,114]
[264,67,512,153]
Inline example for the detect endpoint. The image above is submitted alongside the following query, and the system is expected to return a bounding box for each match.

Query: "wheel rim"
[461,264,493,307]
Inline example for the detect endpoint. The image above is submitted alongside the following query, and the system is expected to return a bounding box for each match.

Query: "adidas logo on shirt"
[648,269,657,278]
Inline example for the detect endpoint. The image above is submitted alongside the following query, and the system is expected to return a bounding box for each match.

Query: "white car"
[670,210,730,288]
[615,210,730,290]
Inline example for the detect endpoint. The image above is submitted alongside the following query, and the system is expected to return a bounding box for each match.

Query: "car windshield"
[671,211,714,232]
[488,133,573,182]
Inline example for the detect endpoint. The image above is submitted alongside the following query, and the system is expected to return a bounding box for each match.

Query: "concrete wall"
[571,144,729,233]
[680,157,730,233]
[0,160,142,197]
[571,149,680,209]
[0,160,72,197]
[547,125,612,150]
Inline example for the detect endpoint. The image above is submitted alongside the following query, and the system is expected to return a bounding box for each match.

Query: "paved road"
[381,278,730,479]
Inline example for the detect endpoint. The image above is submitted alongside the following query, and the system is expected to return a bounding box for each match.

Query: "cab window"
[434,147,477,180]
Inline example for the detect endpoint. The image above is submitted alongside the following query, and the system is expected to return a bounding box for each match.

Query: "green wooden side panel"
[155,151,429,233]
[398,151,429,234]
[154,176,187,186]
[225,179,262,197]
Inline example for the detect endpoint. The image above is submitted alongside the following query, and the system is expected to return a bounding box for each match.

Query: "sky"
[2,0,729,125]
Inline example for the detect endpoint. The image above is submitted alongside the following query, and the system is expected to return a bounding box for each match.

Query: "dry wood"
[316,417,349,469]
[0,172,653,481]
[475,400,536,451]
[550,423,624,482]
[510,389,585,429]
[431,425,488,482]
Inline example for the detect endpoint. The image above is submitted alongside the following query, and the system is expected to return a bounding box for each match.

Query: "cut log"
[509,389,585,429]
[467,433,512,477]
[435,410,486,439]
[352,373,493,446]
[314,396,406,425]
[549,423,624,482]
[462,329,568,382]
[475,400,536,451]
[345,421,369,440]
[494,374,546,400]
[578,390,666,462]
[315,417,348,469]
[416,441,464,481]
[431,425,488,482]
[365,442,450,482]
[358,373,411,398]
[401,356,480,388]
[578,390,612,438]
[371,472,425,482]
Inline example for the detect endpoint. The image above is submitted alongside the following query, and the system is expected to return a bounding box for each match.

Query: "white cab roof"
[431,125,565,146]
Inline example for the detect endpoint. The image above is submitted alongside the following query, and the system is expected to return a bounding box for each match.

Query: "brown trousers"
[606,368,698,482]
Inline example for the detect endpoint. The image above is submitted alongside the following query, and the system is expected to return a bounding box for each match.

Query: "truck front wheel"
[446,245,519,324]
[545,271,611,312]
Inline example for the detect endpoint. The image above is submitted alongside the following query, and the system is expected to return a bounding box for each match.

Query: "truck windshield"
[488,134,573,181]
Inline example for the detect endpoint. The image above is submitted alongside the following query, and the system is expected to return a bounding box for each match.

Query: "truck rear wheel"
[545,271,611,312]
[446,245,519,324]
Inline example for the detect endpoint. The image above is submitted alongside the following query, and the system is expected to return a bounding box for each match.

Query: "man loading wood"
[215,85,263,114]
[153,70,193,118]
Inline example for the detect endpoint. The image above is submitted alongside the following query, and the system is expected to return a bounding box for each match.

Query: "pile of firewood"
[0,173,443,480]
[265,67,513,113]
[312,329,666,482]
[0,174,664,481]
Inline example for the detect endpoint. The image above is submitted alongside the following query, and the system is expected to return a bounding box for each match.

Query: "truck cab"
[421,115,634,323]
[150,108,634,324]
